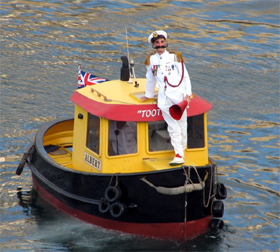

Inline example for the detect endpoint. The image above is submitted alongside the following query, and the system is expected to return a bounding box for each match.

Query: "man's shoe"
[169,154,185,166]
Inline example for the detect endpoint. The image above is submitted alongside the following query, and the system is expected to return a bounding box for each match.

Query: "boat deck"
[46,144,73,168]
[143,157,197,170]
[46,146,199,171]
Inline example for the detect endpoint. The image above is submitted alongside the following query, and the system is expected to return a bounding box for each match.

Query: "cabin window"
[148,114,205,152]
[148,121,173,152]
[108,120,137,156]
[187,114,205,149]
[86,113,100,154]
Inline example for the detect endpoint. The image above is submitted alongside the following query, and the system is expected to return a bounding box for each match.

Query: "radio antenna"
[125,26,133,84]
[125,26,130,63]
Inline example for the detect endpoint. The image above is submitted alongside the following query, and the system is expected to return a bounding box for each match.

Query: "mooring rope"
[203,164,214,208]
[16,144,35,176]
[108,172,120,189]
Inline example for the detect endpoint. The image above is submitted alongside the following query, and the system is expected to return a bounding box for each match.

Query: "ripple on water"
[1,0,279,251]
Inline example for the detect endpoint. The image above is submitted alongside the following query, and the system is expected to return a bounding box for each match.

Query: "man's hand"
[184,95,191,104]
[140,96,149,102]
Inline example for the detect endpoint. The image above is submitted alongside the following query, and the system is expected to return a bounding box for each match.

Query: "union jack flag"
[78,64,108,88]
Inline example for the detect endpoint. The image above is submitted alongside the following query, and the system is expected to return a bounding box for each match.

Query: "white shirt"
[145,50,192,110]
[108,121,137,155]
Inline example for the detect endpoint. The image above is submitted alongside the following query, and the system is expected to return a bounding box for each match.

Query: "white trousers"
[161,98,187,157]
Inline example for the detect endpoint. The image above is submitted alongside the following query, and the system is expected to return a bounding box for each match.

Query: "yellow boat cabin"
[42,78,213,174]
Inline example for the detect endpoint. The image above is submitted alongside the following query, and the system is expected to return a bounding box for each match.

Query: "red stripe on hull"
[32,175,211,241]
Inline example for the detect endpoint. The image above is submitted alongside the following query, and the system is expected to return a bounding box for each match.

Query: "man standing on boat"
[141,30,192,165]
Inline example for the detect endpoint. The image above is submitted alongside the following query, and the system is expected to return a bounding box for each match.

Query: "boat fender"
[155,183,205,195]
[215,182,227,200]
[16,145,35,176]
[211,200,224,218]
[98,198,110,214]
[105,186,122,203]
[209,218,224,230]
[140,177,205,195]
[109,202,127,218]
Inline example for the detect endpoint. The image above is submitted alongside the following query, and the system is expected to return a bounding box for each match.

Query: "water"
[0,0,279,251]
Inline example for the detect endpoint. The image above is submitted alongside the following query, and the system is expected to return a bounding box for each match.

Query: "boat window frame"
[146,113,206,153]
[86,113,101,155]
[107,120,138,157]
[187,113,206,149]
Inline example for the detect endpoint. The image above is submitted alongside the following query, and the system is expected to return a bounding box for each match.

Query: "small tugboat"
[16,56,226,241]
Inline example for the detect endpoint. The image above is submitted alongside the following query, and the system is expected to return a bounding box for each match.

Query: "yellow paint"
[42,79,211,174]
[77,78,148,105]
[42,110,210,173]
[43,120,73,147]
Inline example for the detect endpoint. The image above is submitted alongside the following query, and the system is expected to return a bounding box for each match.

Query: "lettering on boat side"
[137,109,162,118]
[84,152,101,171]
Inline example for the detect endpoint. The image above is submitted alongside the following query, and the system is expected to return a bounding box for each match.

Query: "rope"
[189,164,215,208]
[114,173,119,188]
[140,165,215,207]
[203,164,214,208]
[108,173,120,189]
[164,61,185,90]
[184,188,188,240]
[16,144,35,176]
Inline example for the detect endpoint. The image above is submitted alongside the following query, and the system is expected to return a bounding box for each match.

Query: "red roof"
[71,90,212,121]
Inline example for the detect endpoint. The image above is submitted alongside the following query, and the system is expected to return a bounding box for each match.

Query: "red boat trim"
[70,91,213,121]
[71,91,163,121]
[32,175,211,241]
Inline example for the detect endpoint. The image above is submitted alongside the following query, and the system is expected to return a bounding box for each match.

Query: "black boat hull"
[27,145,217,240]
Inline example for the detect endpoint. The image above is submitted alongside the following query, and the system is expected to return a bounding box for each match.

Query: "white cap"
[148,30,168,44]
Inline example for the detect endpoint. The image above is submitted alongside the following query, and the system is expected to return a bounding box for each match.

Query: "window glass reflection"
[86,113,100,154]
[108,120,137,156]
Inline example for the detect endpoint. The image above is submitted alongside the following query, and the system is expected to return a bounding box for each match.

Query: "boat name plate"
[84,152,101,171]
[137,108,162,118]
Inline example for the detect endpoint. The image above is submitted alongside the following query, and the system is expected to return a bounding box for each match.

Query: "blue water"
[0,0,279,251]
